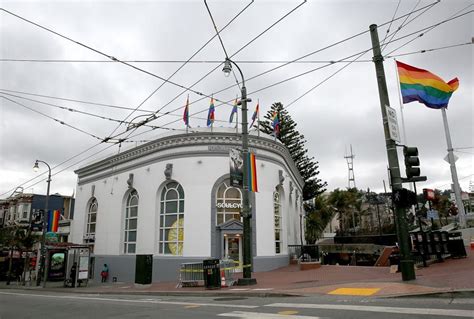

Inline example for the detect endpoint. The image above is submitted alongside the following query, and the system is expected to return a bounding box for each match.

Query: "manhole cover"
[213,297,248,301]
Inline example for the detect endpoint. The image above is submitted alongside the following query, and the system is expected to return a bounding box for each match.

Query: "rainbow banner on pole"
[207,97,215,127]
[396,61,459,109]
[183,95,189,127]
[247,152,258,192]
[47,210,60,232]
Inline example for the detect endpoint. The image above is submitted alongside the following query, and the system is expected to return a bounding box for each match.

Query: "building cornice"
[75,131,304,188]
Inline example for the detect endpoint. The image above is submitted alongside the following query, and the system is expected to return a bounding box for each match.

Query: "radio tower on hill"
[344,145,356,189]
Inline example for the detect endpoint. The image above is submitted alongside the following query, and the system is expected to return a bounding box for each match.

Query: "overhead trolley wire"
[387,41,472,58]
[380,0,402,47]
[121,10,473,142]
[385,4,473,56]
[0,8,233,107]
[0,95,104,141]
[0,88,155,113]
[381,0,423,52]
[0,90,232,126]
[109,0,254,139]
[116,0,307,137]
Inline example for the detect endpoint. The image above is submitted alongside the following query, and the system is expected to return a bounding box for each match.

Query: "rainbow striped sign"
[248,152,258,192]
[47,210,60,233]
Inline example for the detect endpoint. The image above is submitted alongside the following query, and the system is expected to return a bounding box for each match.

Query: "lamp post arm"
[228,59,246,89]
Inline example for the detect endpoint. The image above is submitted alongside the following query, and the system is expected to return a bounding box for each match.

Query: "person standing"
[70,262,77,288]
[100,263,109,283]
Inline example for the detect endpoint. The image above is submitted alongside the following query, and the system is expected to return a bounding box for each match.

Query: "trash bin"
[203,259,221,289]
[448,232,467,258]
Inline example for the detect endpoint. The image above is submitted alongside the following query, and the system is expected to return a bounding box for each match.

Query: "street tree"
[258,102,326,200]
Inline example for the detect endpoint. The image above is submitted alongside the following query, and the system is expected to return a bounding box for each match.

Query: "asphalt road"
[0,290,473,319]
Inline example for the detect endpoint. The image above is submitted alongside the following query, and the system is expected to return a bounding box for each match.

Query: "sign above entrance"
[216,202,242,209]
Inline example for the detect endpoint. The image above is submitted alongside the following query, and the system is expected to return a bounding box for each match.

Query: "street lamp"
[222,58,256,285]
[33,159,51,288]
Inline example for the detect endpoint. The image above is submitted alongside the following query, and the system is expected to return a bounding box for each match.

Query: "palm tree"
[304,195,335,244]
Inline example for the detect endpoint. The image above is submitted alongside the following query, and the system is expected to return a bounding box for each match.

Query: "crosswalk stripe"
[218,311,322,318]
[265,303,474,318]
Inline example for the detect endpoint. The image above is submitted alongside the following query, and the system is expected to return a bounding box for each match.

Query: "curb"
[378,289,474,299]
[0,286,300,298]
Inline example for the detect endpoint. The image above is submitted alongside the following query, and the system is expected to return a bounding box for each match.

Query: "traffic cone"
[220,270,226,287]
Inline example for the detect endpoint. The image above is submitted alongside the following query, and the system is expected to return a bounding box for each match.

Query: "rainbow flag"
[183,95,189,127]
[248,152,258,192]
[207,97,215,126]
[229,98,238,123]
[47,210,60,232]
[249,103,259,127]
[397,61,459,109]
[271,111,280,136]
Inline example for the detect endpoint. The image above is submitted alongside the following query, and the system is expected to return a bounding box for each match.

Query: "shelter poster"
[229,148,243,188]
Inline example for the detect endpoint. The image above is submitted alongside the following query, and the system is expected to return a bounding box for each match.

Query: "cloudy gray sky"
[0,0,472,198]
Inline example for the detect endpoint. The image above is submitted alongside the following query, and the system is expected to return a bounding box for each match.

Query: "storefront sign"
[216,202,242,209]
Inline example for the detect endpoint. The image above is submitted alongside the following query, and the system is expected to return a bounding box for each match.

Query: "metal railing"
[177,259,239,288]
[288,245,319,262]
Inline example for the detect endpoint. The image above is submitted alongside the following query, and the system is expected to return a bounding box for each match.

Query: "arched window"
[216,180,242,225]
[159,182,184,255]
[124,190,139,254]
[274,191,282,254]
[85,198,97,243]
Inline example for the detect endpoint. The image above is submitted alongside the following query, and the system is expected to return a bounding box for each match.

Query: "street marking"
[252,288,273,291]
[278,310,299,315]
[230,288,250,291]
[219,311,321,318]
[0,291,257,309]
[328,288,380,296]
[184,305,201,309]
[265,303,474,318]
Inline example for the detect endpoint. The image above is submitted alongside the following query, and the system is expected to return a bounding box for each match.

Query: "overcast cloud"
[0,0,472,198]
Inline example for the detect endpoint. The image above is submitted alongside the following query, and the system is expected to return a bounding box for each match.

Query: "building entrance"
[224,234,242,272]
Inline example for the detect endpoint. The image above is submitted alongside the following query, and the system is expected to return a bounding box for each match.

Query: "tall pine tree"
[258,102,326,200]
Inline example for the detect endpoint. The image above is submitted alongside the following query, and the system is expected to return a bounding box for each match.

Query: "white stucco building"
[71,128,305,282]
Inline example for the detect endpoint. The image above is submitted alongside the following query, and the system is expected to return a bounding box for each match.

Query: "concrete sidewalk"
[2,249,473,298]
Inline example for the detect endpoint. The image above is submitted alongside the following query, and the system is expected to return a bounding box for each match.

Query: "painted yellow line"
[184,305,201,309]
[278,310,299,315]
[328,288,380,296]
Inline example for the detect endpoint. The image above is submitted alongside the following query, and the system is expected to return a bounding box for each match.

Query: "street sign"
[427,209,439,220]
[444,153,458,163]
[385,105,401,142]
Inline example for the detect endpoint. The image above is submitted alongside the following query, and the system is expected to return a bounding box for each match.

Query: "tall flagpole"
[394,59,408,145]
[441,107,466,227]
[394,59,413,194]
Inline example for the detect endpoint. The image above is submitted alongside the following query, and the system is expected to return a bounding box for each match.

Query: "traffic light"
[404,146,420,179]
[393,188,417,208]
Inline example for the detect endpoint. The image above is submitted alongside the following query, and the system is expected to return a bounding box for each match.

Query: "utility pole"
[370,24,415,281]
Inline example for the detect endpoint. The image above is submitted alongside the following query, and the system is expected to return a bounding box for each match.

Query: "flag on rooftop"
[207,97,215,127]
[250,103,259,128]
[271,111,280,136]
[183,95,189,127]
[229,98,238,123]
